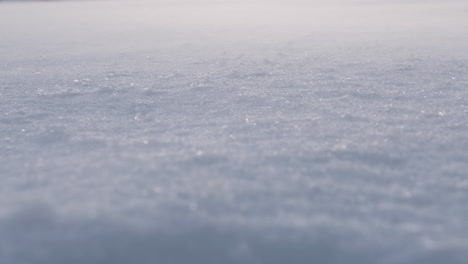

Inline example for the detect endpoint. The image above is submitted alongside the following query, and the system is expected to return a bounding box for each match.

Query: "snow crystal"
[1,0,468,263]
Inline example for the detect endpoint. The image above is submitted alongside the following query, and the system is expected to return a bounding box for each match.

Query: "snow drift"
[1,0,467,263]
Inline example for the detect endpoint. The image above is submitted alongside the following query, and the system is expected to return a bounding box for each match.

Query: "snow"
[1,0,468,263]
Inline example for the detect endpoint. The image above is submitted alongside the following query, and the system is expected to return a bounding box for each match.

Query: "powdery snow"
[1,1,468,263]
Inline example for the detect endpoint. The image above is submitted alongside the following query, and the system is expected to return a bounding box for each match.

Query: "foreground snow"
[1,1,468,263]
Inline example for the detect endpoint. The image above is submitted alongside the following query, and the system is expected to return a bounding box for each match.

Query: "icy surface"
[1,0,468,263]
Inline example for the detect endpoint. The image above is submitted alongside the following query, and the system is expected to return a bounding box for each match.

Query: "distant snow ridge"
[1,0,468,264]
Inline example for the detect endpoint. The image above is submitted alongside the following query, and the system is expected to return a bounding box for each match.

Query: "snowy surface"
[1,0,468,263]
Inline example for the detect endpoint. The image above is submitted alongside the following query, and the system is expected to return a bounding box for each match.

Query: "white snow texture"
[1,0,467,263]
